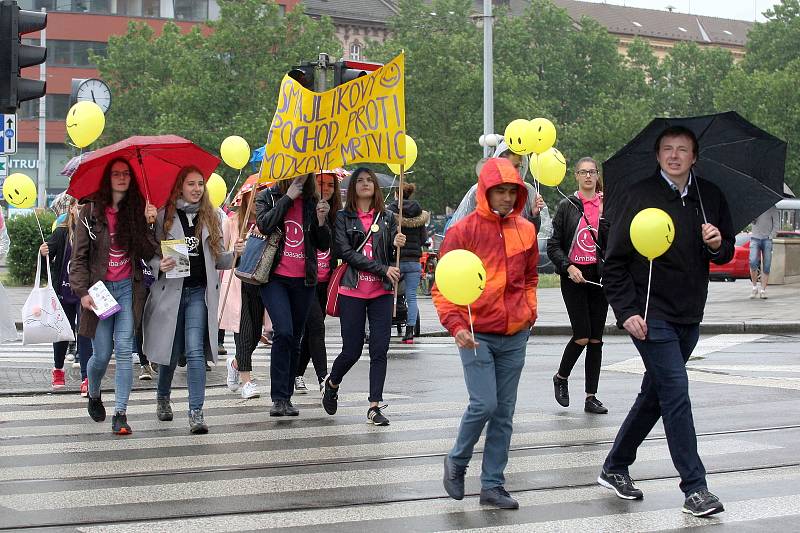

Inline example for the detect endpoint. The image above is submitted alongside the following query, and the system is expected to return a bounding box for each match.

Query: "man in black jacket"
[597,126,734,518]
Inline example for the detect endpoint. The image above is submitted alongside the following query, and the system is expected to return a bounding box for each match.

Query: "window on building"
[117,0,161,17]
[350,42,362,61]
[24,40,107,68]
[18,94,71,121]
[21,0,110,13]
[174,0,208,20]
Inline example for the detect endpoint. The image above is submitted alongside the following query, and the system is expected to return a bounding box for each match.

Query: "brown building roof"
[304,0,398,24]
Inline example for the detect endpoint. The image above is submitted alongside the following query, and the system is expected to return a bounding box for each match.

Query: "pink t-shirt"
[105,207,132,281]
[339,209,392,299]
[274,198,306,279]
[317,249,332,283]
[568,191,601,265]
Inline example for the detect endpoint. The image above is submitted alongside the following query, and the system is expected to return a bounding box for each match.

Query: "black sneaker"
[553,374,569,407]
[269,400,299,417]
[284,400,299,416]
[443,456,467,500]
[479,486,519,509]
[156,397,173,421]
[597,469,644,500]
[585,396,608,414]
[111,411,132,435]
[218,344,227,356]
[321,375,338,415]
[683,489,724,517]
[189,409,209,434]
[367,405,390,426]
[87,395,106,422]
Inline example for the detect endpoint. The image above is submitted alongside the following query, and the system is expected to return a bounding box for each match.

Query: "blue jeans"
[604,319,706,495]
[260,275,315,401]
[449,329,528,489]
[400,261,421,327]
[88,279,134,413]
[330,294,393,402]
[749,237,773,274]
[157,286,208,412]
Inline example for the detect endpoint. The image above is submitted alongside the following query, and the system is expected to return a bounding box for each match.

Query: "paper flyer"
[88,281,121,320]
[161,239,190,278]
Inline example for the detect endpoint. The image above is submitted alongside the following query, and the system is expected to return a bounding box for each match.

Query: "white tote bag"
[22,256,75,345]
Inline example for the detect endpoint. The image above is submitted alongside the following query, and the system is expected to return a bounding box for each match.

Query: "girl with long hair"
[40,198,94,394]
[143,166,243,434]
[547,157,610,414]
[293,169,343,393]
[321,167,406,426]
[70,158,157,435]
[254,173,331,416]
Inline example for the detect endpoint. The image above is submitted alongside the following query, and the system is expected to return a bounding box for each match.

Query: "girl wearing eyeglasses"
[546,157,610,415]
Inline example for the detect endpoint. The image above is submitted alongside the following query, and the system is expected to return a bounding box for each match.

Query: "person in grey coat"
[143,166,243,433]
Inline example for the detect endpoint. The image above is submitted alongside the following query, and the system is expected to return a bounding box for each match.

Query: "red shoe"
[52,368,66,389]
[80,378,89,397]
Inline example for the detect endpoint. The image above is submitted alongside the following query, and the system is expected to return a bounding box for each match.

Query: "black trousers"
[296,280,329,383]
[234,282,265,372]
[558,263,608,394]
[330,293,392,403]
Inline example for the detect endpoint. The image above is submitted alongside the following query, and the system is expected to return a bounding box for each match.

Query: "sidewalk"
[5,279,799,337]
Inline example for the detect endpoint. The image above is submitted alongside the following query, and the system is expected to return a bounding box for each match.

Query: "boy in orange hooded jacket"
[434,157,539,509]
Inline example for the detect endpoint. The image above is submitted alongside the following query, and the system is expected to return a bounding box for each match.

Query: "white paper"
[88,281,121,320]
[161,239,190,279]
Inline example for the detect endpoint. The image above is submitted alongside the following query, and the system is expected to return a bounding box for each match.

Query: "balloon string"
[644,259,653,322]
[224,168,244,207]
[468,304,477,358]
[33,210,45,244]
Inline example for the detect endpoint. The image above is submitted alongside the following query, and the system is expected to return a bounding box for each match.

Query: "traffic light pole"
[36,6,45,208]
[314,52,329,93]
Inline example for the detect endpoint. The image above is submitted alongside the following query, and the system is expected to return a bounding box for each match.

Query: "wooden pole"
[392,165,405,316]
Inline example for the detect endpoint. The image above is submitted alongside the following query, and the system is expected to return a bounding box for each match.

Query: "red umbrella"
[66,135,220,208]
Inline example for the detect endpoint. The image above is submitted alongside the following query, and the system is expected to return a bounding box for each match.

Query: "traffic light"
[333,60,383,87]
[1,0,47,114]
[288,63,315,90]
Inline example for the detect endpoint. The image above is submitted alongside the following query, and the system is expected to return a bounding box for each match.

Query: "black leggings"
[296,281,329,383]
[558,263,608,394]
[234,283,265,372]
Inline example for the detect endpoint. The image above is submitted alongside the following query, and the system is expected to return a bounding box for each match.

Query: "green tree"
[743,0,800,72]
[7,213,55,286]
[93,0,341,184]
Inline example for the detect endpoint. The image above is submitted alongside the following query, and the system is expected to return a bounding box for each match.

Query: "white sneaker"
[759,288,768,299]
[240,380,260,399]
[750,286,758,299]
[72,360,81,369]
[295,376,309,394]
[226,357,240,392]
[65,352,75,363]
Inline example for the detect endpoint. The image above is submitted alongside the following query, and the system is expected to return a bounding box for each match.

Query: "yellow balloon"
[435,249,487,306]
[630,208,675,260]
[220,136,250,169]
[533,148,566,187]
[206,173,227,208]
[503,119,536,155]
[3,173,37,208]
[388,135,418,174]
[529,117,557,154]
[65,101,105,148]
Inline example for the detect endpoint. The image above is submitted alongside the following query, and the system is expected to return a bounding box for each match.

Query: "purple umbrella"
[60,151,92,178]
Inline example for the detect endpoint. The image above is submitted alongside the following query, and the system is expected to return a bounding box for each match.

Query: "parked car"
[538,237,555,274]
[709,232,751,281]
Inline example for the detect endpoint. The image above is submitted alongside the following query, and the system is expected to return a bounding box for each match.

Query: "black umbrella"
[603,111,785,232]
[340,172,397,189]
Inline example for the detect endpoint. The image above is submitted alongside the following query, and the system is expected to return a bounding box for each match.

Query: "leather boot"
[402,325,414,344]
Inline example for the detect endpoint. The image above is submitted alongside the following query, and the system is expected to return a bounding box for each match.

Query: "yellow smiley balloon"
[65,101,105,148]
[220,136,251,170]
[532,147,567,187]
[434,249,487,306]
[630,208,675,260]
[388,135,418,174]
[206,173,227,208]
[529,117,557,154]
[503,119,536,155]
[3,173,37,208]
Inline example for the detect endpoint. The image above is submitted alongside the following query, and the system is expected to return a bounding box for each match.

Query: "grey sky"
[579,1,778,23]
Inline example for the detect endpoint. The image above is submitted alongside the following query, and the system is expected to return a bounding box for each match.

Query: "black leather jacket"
[255,187,331,286]
[334,208,398,291]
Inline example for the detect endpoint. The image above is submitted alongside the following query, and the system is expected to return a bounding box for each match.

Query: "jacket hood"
[388,199,422,218]
[493,140,529,179]
[476,158,528,219]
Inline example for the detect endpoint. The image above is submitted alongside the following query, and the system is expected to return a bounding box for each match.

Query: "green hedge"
[7,212,55,286]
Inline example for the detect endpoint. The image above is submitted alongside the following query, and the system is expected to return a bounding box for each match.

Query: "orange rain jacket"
[433,158,539,337]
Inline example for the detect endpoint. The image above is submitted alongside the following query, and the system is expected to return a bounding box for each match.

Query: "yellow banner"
[260,53,406,182]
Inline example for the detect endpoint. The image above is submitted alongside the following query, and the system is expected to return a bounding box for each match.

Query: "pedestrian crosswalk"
[1,384,799,531]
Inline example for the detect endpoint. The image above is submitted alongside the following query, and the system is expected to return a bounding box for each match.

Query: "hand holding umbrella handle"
[144,202,157,225]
